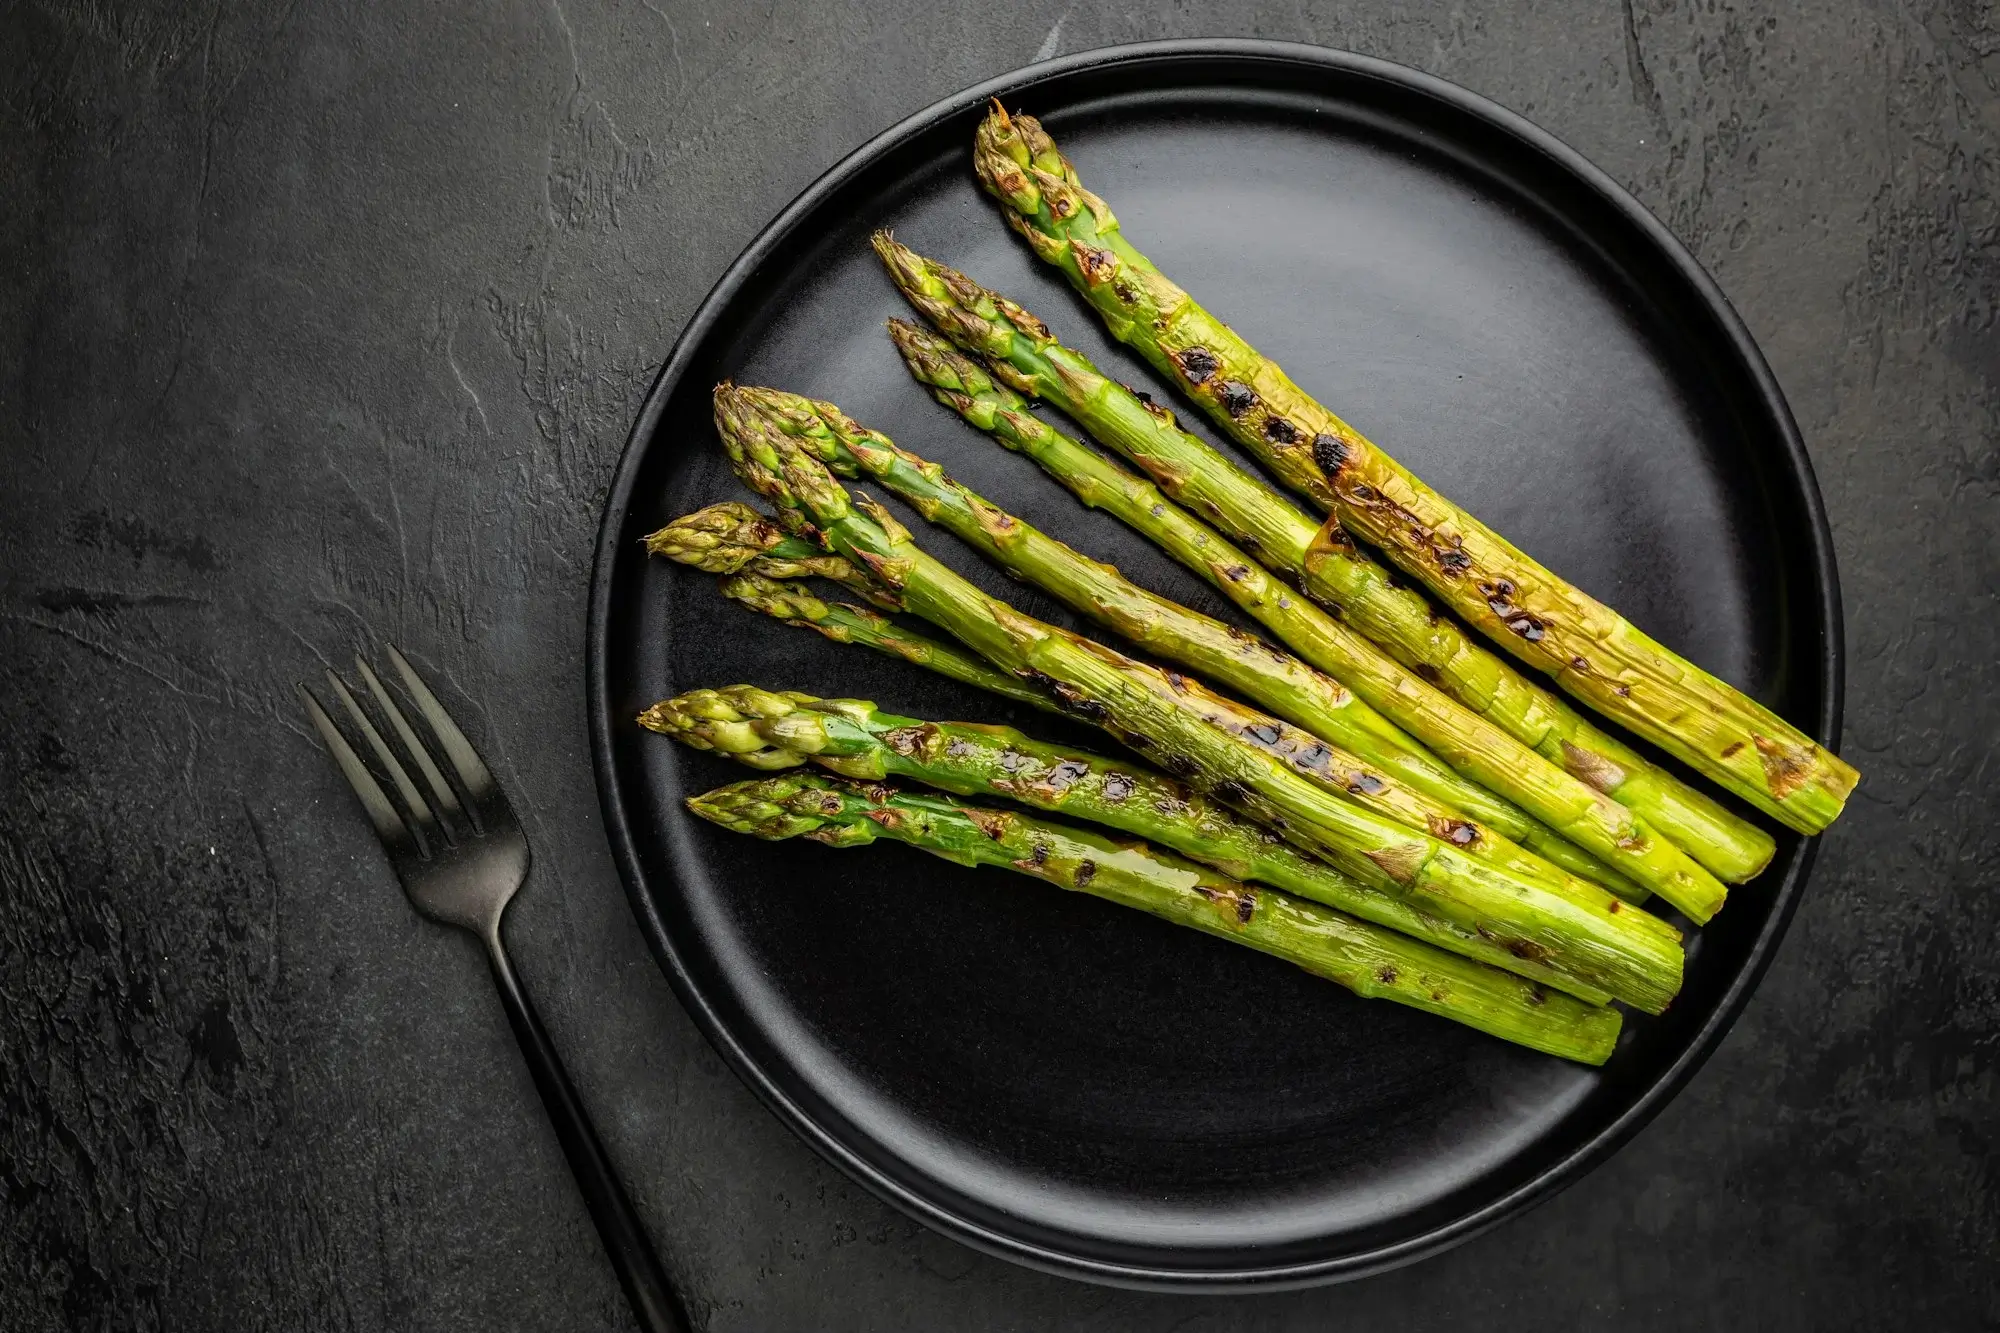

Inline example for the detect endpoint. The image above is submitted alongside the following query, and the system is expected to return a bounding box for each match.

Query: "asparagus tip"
[688,772,884,844]
[643,501,785,568]
[686,774,825,839]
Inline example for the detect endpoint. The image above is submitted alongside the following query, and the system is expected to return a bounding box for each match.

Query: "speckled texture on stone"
[1,2,1995,1330]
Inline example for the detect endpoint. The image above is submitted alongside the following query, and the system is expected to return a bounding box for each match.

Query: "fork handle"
[485,931,690,1333]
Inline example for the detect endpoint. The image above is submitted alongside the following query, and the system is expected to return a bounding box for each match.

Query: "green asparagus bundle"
[645,684,1615,1003]
[710,382,1682,1012]
[876,233,1775,890]
[703,553,1631,920]
[972,105,1857,836]
[866,306,1731,927]
[668,558,1648,980]
[677,556,1654,956]
[733,382,1650,903]
[688,772,1622,1063]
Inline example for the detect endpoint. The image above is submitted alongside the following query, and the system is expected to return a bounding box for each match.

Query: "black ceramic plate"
[587,42,1841,1289]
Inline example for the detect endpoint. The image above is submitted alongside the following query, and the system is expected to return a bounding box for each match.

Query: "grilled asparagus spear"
[647,500,898,609]
[688,772,1622,1063]
[645,684,1614,1003]
[650,503,1059,711]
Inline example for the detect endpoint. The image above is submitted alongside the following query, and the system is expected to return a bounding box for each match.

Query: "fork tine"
[356,654,465,829]
[325,668,439,856]
[385,645,498,812]
[299,684,421,858]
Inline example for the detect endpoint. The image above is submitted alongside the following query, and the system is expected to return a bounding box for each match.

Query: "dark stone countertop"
[3,3,1995,1329]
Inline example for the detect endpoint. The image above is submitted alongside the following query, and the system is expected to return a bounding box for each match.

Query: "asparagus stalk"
[874,312,1733,923]
[875,235,1775,887]
[972,106,1857,836]
[644,684,1615,1003]
[718,566,1061,712]
[649,501,1064,710]
[736,384,1650,904]
[689,772,1623,1063]
[647,500,901,610]
[711,383,1682,1012]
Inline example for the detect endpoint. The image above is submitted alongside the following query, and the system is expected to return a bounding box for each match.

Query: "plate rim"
[586,38,1844,1291]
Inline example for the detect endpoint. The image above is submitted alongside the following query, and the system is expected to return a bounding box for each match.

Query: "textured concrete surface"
[2,1,1995,1329]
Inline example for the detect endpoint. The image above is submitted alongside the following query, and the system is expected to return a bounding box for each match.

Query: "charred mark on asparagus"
[1073,245,1117,285]
[1311,433,1349,474]
[1040,758,1091,794]
[1366,842,1428,886]
[883,725,930,756]
[1754,735,1817,800]
[1218,381,1259,417]
[1174,346,1220,384]
[1482,579,1550,641]
[1507,937,1556,965]
[1429,816,1482,848]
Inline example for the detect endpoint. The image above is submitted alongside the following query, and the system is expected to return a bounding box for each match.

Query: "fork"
[299,645,688,1333]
